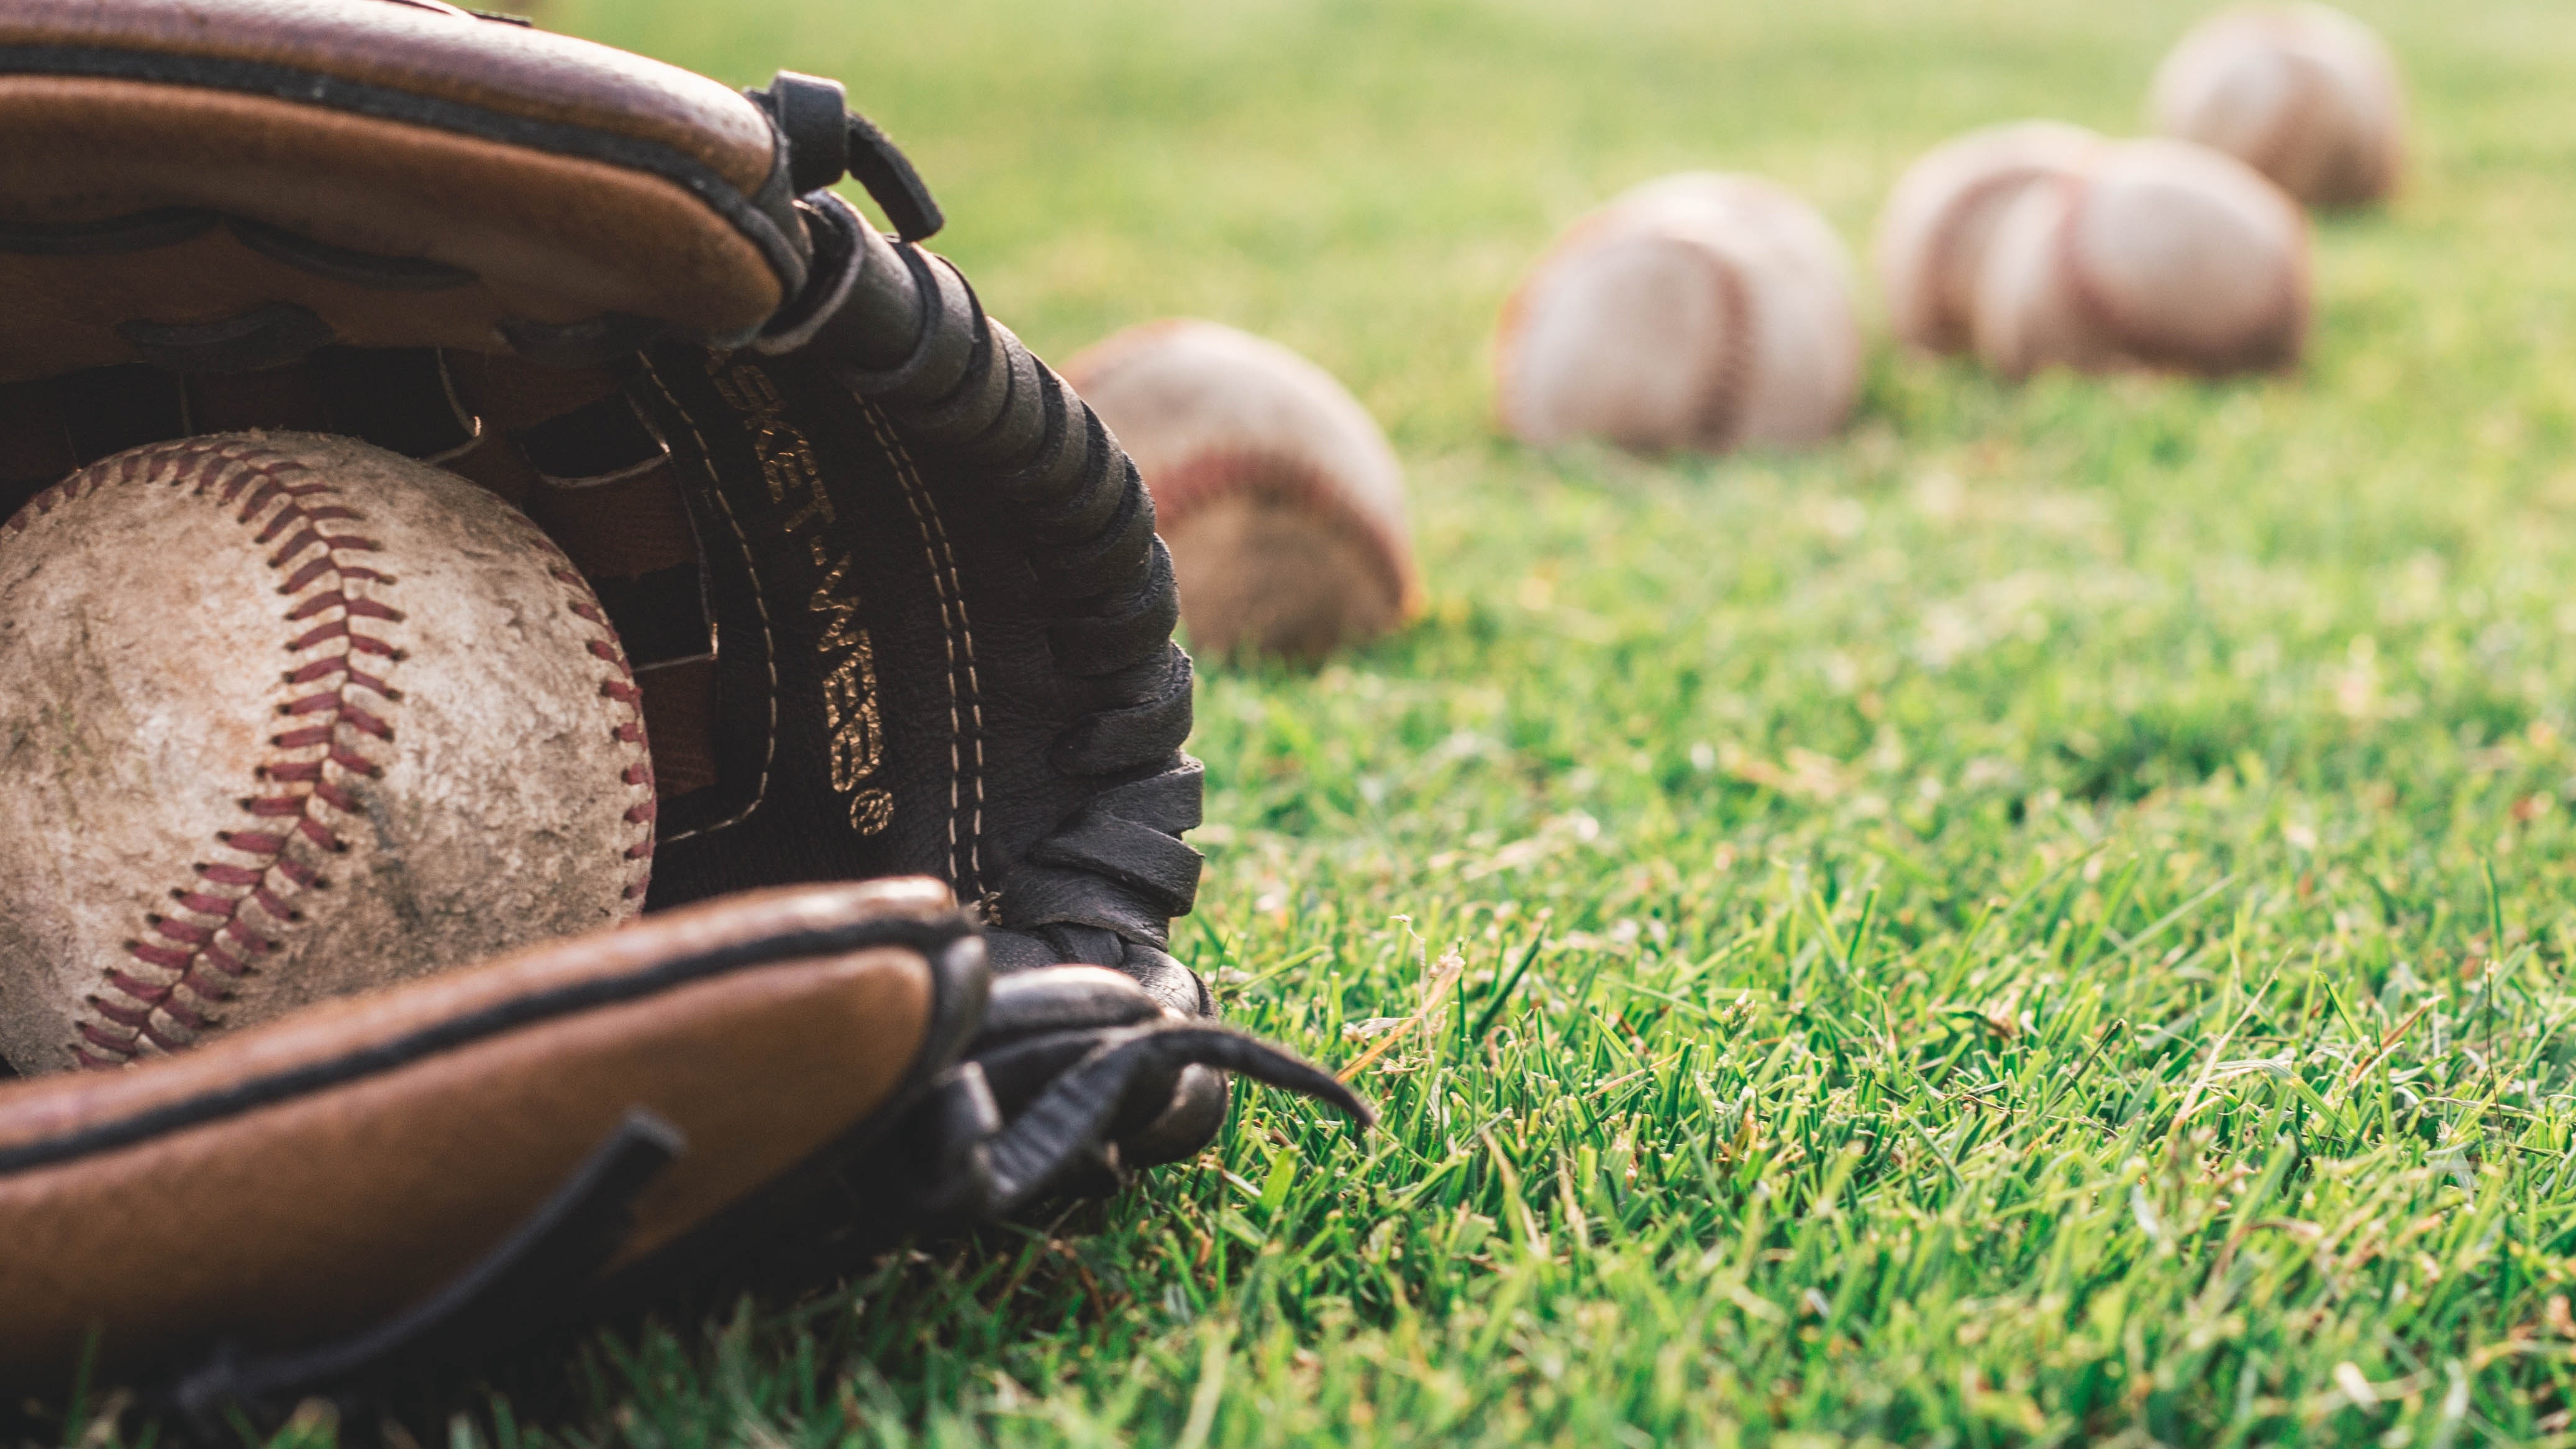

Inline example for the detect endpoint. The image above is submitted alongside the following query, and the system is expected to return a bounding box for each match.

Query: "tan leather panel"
[527,461,699,578]
[438,353,630,510]
[438,428,541,509]
[0,0,776,196]
[637,657,723,800]
[446,354,627,436]
[0,80,785,380]
[0,944,931,1382]
[0,879,955,1153]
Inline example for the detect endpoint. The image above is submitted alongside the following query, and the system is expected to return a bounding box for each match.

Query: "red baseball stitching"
[547,550,660,898]
[1690,242,1755,455]
[1146,446,1420,616]
[6,437,655,1070]
[1916,167,2054,353]
[6,440,401,1069]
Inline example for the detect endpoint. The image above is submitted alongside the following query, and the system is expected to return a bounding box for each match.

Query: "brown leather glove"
[0,0,1363,1410]
[0,881,1367,1410]
[0,6,1236,1144]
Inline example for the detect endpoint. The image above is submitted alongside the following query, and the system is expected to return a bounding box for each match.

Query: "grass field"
[411,0,2576,1442]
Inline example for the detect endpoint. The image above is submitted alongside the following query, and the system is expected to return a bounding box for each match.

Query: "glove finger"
[1117,1064,1231,1170]
[980,965,1165,1038]
[968,1028,1127,1116]
[977,949,1228,1168]
[0,0,810,380]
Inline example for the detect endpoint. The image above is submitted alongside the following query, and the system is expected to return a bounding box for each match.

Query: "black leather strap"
[845,111,944,243]
[749,71,943,243]
[171,1111,685,1421]
[755,71,852,198]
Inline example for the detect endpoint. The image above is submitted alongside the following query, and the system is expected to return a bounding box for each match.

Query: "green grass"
[263,0,2576,1442]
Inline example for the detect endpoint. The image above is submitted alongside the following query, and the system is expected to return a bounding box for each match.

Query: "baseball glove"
[0,0,1362,1408]
[0,881,1368,1411]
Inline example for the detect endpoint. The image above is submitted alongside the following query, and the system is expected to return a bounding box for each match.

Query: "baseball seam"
[2047,181,2107,374]
[2243,49,2323,199]
[541,546,660,903]
[1147,447,1421,615]
[6,437,654,1070]
[1496,221,1759,454]
[1691,239,1757,455]
[11,440,398,1069]
[1914,168,2050,354]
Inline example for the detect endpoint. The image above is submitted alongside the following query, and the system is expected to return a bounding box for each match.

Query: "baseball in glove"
[0,0,1364,1409]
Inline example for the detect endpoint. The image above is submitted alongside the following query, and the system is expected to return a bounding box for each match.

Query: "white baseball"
[0,434,655,1074]
[1973,137,2311,380]
[2150,2,2406,209]
[1495,172,1862,455]
[1065,320,1416,661]
[1875,121,2106,355]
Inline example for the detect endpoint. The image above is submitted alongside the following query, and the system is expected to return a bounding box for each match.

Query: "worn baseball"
[0,434,655,1074]
[1494,172,1861,455]
[1973,137,2311,380]
[2150,2,2405,209]
[1875,121,2105,355]
[1063,319,1417,661]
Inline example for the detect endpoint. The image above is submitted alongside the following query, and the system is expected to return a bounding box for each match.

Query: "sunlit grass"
[415,0,2576,1441]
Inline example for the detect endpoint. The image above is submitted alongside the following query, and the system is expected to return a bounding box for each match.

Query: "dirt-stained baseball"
[0,434,655,1074]
[2150,2,2405,209]
[1876,121,2105,355]
[1973,137,2311,381]
[1494,172,1861,456]
[1063,319,1417,662]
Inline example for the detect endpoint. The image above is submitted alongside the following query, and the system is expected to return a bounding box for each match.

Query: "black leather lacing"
[778,195,1204,1012]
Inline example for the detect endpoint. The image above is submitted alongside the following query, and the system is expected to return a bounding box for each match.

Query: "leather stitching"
[833,275,1198,966]
[850,391,987,903]
[1680,237,1755,454]
[0,47,806,299]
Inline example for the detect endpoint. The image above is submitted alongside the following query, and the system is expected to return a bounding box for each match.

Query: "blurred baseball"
[1494,173,1861,456]
[2150,2,2406,208]
[1063,320,1417,662]
[1973,137,2310,380]
[1876,121,2106,355]
[0,434,655,1073]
